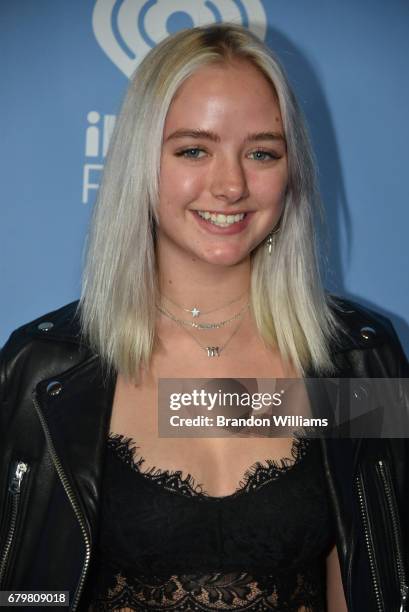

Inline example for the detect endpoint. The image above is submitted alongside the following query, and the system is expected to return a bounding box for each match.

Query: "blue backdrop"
[1,0,408,355]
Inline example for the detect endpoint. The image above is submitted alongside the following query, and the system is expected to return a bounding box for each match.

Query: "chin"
[200,249,248,267]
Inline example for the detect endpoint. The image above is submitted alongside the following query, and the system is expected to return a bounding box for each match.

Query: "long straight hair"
[78,23,342,383]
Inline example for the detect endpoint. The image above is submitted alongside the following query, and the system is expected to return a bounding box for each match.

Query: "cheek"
[254,177,288,210]
[160,162,203,203]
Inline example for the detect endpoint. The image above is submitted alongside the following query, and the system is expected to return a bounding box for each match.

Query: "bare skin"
[109,314,299,498]
[108,59,347,611]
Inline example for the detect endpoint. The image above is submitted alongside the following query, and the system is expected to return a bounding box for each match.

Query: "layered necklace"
[157,291,249,357]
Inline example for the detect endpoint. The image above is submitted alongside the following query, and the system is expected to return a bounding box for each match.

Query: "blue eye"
[175,148,280,161]
[250,150,278,162]
[177,148,206,159]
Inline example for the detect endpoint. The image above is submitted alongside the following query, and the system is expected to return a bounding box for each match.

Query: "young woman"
[1,23,408,612]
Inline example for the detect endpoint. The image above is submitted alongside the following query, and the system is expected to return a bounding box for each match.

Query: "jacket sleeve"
[0,339,8,439]
[381,313,409,377]
[0,331,16,437]
[381,318,409,573]
[0,343,6,407]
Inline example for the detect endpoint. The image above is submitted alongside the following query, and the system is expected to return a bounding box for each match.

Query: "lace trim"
[90,568,324,611]
[107,433,310,500]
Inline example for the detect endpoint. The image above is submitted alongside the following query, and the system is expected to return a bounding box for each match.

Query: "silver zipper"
[377,459,408,612]
[355,472,384,612]
[32,392,91,611]
[0,460,29,586]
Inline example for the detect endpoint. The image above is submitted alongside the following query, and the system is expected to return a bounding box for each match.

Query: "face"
[157,59,288,267]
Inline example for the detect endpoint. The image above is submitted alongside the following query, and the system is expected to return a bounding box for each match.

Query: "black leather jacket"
[0,297,408,611]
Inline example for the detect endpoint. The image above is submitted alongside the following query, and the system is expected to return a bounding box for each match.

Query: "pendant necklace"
[162,289,248,319]
[158,304,247,357]
[156,302,249,330]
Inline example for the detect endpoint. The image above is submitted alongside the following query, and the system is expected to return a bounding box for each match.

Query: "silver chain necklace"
[166,308,247,357]
[156,302,249,330]
[161,289,248,319]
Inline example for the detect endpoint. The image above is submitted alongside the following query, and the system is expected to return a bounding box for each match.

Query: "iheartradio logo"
[92,0,268,78]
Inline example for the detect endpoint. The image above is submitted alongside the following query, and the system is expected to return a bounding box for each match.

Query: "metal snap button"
[360,326,376,341]
[46,381,62,396]
[38,321,54,332]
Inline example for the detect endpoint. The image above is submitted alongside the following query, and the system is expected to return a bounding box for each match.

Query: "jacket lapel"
[34,354,117,545]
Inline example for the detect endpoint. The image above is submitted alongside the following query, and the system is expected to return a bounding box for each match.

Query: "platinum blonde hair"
[78,23,342,383]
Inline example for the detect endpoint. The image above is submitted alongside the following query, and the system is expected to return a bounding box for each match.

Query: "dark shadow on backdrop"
[250,24,409,359]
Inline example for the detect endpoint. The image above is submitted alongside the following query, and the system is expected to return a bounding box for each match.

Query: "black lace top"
[85,434,334,611]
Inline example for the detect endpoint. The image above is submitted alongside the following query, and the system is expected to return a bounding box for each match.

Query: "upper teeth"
[197,211,245,226]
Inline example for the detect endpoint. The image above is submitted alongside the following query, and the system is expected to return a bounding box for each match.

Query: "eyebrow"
[164,128,286,144]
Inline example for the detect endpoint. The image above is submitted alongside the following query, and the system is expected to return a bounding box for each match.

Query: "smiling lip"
[191,210,253,235]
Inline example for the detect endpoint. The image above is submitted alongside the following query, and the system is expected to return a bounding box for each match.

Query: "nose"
[209,155,249,204]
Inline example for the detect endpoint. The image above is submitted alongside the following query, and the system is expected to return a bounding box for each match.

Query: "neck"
[156,247,251,313]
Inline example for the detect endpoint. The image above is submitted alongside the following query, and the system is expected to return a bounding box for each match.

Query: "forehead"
[175,58,276,92]
[164,60,282,131]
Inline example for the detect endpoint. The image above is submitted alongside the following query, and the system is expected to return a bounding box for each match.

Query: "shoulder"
[0,300,92,403]
[328,294,403,349]
[1,299,83,366]
[3,300,81,346]
[326,294,409,377]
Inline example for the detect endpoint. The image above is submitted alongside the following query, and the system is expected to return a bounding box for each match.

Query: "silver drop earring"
[266,226,280,255]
